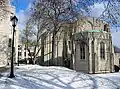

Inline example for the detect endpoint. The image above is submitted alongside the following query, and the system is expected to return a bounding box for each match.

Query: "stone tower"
[0,0,18,66]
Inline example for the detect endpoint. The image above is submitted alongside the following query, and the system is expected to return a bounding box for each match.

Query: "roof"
[114,46,120,53]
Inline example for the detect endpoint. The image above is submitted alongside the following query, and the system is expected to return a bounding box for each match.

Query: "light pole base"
[8,74,15,78]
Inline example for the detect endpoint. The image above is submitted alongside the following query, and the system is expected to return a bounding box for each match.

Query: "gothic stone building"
[68,17,114,73]
[0,0,18,66]
[73,30,114,73]
[19,17,114,73]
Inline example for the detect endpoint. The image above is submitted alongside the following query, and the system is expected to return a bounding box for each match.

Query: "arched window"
[91,41,94,54]
[80,42,85,60]
[104,24,108,32]
[100,42,105,59]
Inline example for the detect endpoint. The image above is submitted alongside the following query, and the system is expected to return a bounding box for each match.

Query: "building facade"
[72,17,114,73]
[19,17,114,73]
[73,30,114,73]
[0,0,18,66]
[114,46,120,68]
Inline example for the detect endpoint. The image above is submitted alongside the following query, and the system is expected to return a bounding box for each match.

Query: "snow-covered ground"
[0,65,120,89]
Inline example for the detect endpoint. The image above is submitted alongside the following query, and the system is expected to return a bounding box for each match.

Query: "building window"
[80,42,85,60]
[18,52,21,56]
[24,47,27,50]
[104,24,108,32]
[68,41,71,50]
[8,38,11,47]
[24,52,26,56]
[18,45,21,50]
[100,42,105,59]
[91,41,94,53]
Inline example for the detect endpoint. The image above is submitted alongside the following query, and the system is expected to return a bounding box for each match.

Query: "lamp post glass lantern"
[11,16,18,27]
[9,15,18,78]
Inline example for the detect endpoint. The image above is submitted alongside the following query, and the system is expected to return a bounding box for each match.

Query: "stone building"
[114,46,120,68]
[72,17,114,73]
[0,0,18,66]
[19,17,114,73]
[73,31,114,73]
[18,44,31,64]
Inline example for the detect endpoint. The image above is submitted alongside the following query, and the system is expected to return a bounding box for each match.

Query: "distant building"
[0,0,18,66]
[18,44,31,64]
[114,46,120,68]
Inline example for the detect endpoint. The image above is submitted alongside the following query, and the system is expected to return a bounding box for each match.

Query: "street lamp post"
[9,16,18,78]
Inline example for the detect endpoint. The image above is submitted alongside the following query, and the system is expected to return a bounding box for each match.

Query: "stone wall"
[0,0,18,66]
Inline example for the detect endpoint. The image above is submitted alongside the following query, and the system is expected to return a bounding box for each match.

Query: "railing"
[73,32,111,41]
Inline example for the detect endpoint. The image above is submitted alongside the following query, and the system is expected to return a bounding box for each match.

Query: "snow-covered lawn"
[0,65,120,89]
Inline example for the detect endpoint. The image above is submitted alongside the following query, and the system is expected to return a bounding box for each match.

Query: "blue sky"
[12,0,32,13]
[11,0,32,31]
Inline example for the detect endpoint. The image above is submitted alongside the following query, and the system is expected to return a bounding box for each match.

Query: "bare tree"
[88,0,120,29]
[30,0,92,65]
[21,0,120,66]
[21,12,50,64]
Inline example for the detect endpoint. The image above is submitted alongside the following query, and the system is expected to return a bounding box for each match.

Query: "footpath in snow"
[0,65,120,89]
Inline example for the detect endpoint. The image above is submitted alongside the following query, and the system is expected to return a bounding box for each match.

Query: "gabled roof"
[114,46,120,53]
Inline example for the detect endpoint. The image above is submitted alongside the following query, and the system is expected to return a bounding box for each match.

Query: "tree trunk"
[70,38,74,69]
[25,44,27,64]
[62,34,68,67]
[26,34,33,64]
[41,36,44,65]
[33,56,36,65]
[51,32,55,65]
